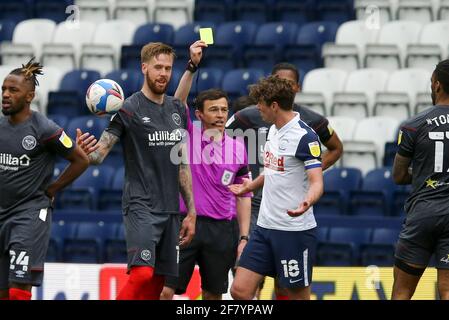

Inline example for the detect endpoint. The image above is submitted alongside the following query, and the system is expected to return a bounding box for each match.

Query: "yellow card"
[199,28,214,45]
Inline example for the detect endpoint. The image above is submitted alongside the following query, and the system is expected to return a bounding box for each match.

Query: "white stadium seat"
[397,0,433,24]
[76,0,112,23]
[406,44,441,72]
[114,0,151,26]
[331,92,369,120]
[322,43,360,72]
[327,116,358,142]
[52,21,96,63]
[34,66,64,115]
[0,43,35,67]
[419,21,449,58]
[152,0,194,30]
[354,0,393,24]
[12,19,56,59]
[294,92,327,116]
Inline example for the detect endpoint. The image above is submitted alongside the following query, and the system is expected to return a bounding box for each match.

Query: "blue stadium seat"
[296,21,339,53]
[317,226,328,243]
[173,22,216,46]
[66,115,109,142]
[349,167,396,216]
[166,67,183,96]
[59,165,115,211]
[63,222,116,263]
[233,0,273,24]
[120,45,141,70]
[99,166,124,211]
[244,22,298,72]
[34,0,74,23]
[361,228,399,266]
[283,44,322,75]
[0,0,32,22]
[318,227,372,266]
[104,69,143,98]
[194,0,231,24]
[188,68,223,102]
[275,0,315,24]
[48,221,77,262]
[200,46,238,72]
[383,141,397,167]
[215,21,257,51]
[48,114,69,129]
[315,0,355,24]
[314,167,362,216]
[0,19,17,42]
[132,23,175,45]
[392,184,411,216]
[60,69,101,97]
[47,91,87,118]
[221,69,264,102]
[105,223,127,263]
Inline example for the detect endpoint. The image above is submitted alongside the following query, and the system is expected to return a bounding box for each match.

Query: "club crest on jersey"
[172,113,181,126]
[59,131,73,149]
[221,170,234,185]
[141,250,151,261]
[22,135,37,150]
[308,141,321,157]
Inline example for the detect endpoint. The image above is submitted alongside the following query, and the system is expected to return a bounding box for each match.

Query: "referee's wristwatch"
[239,235,249,242]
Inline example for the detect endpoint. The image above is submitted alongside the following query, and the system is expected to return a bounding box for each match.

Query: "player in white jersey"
[229,75,323,300]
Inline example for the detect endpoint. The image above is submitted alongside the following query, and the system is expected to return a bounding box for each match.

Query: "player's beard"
[146,73,168,95]
[431,88,436,105]
[1,99,26,116]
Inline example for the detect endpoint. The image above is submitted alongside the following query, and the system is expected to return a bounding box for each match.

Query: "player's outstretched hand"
[189,40,208,67]
[76,128,99,155]
[228,178,251,196]
[287,201,311,217]
[179,212,196,248]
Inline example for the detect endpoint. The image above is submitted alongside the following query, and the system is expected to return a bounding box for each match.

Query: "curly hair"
[248,75,295,111]
[10,57,44,88]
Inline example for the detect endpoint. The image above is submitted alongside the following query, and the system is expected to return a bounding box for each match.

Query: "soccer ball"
[85,79,124,116]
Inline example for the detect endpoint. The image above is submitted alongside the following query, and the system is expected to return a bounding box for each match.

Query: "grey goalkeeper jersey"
[0,111,75,219]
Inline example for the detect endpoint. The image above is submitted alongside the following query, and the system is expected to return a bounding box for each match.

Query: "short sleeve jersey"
[398,105,449,220]
[258,113,322,231]
[0,111,75,219]
[106,92,188,214]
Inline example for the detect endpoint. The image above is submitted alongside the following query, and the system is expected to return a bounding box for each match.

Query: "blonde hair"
[140,42,176,63]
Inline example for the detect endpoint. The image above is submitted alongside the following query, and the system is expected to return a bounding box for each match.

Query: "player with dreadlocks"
[0,58,90,300]
[392,59,449,299]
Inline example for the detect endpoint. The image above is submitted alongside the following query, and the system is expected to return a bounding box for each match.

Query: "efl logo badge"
[59,131,73,149]
[221,170,234,186]
[308,141,321,157]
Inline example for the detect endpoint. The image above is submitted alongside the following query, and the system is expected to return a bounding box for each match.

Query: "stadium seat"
[166,67,183,96]
[221,69,264,102]
[439,0,449,19]
[315,167,363,216]
[391,184,412,216]
[99,166,124,211]
[105,69,143,98]
[63,221,116,263]
[59,165,115,210]
[41,44,77,75]
[34,66,64,115]
[318,227,372,266]
[344,68,390,116]
[105,223,127,262]
[361,228,399,266]
[294,92,327,116]
[302,68,348,116]
[349,167,396,216]
[59,69,101,98]
[35,0,73,23]
[0,0,32,22]
[317,226,329,243]
[327,116,357,142]
[342,116,399,175]
[397,0,433,24]
[194,0,231,24]
[152,0,193,30]
[331,92,369,120]
[48,114,69,129]
[133,23,175,45]
[336,20,379,68]
[232,0,273,24]
[120,45,141,70]
[12,18,56,59]
[200,45,238,72]
[47,91,87,117]
[48,221,78,262]
[274,0,314,24]
[188,68,223,102]
[296,21,339,53]
[0,43,35,69]
[114,0,150,26]
[52,21,96,64]
[322,43,360,72]
[215,21,258,55]
[354,0,393,24]
[66,115,109,141]
[419,21,449,59]
[383,141,398,167]
[77,0,111,23]
[315,0,355,24]
[414,92,432,114]
[0,19,17,42]
[384,68,431,121]
[364,44,402,71]
[406,44,441,72]
[374,92,410,123]
[377,21,423,66]
[283,44,322,75]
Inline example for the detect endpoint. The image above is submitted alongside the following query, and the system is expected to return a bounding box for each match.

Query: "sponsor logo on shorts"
[140,250,151,261]
[22,135,37,150]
